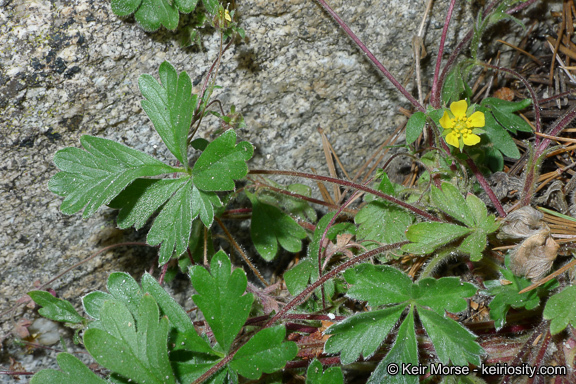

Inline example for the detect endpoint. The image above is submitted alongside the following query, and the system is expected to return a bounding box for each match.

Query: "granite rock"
[0,0,543,378]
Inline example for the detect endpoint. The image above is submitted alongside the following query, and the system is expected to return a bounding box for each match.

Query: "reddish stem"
[431,0,457,109]
[313,0,425,112]
[249,170,440,222]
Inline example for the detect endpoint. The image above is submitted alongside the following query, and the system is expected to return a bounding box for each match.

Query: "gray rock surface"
[0,0,532,379]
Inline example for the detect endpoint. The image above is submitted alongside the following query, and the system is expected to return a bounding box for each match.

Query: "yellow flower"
[440,100,485,150]
[224,9,232,22]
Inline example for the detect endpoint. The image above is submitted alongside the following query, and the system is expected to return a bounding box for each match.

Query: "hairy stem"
[313,0,425,112]
[431,0,457,109]
[249,169,440,222]
[465,157,506,217]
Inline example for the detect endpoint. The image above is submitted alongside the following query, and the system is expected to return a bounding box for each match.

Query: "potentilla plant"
[21,0,576,383]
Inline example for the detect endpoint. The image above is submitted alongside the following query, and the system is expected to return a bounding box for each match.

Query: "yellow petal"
[445,131,460,147]
[439,111,454,129]
[462,133,481,146]
[450,100,468,119]
[466,111,485,128]
[224,10,232,22]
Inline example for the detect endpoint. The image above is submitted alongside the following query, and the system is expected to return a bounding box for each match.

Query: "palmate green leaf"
[481,97,532,134]
[344,264,412,307]
[141,273,215,355]
[247,192,307,261]
[28,291,84,324]
[355,200,413,250]
[413,277,477,314]
[84,295,176,384]
[30,353,107,384]
[367,307,419,384]
[147,177,195,265]
[406,111,426,145]
[484,260,557,331]
[402,222,472,254]
[192,129,254,191]
[431,183,475,227]
[49,135,180,218]
[544,285,576,335]
[324,305,405,364]
[189,251,254,353]
[306,358,344,384]
[418,309,484,366]
[139,62,197,166]
[229,325,298,379]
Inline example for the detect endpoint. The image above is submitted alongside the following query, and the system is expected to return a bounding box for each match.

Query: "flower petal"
[466,111,485,128]
[439,111,454,129]
[462,133,481,146]
[445,131,460,147]
[450,100,468,119]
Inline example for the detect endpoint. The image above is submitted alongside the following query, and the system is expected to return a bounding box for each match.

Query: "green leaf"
[229,325,298,379]
[107,272,143,315]
[431,183,475,227]
[109,178,188,230]
[202,0,219,14]
[367,307,419,384]
[30,353,108,384]
[441,65,466,105]
[481,97,531,113]
[28,291,84,324]
[139,61,197,166]
[284,258,316,296]
[481,109,521,159]
[324,305,405,364]
[192,129,253,191]
[256,180,317,222]
[147,177,195,264]
[406,111,426,145]
[459,230,487,261]
[484,262,556,331]
[306,358,344,384]
[343,264,412,307]
[191,185,222,228]
[413,277,477,314]
[189,251,254,352]
[135,0,179,31]
[402,222,472,254]
[544,285,576,335]
[49,135,180,218]
[111,0,142,17]
[175,0,200,13]
[141,273,215,355]
[247,192,307,261]
[82,291,112,320]
[355,200,413,250]
[284,212,336,295]
[491,108,533,134]
[418,308,484,366]
[84,295,175,384]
